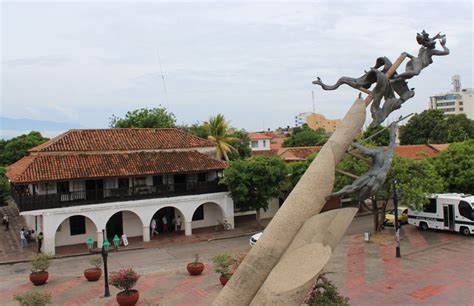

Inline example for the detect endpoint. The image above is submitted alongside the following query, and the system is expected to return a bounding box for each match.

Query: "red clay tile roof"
[7,151,227,183]
[394,144,449,160]
[251,149,279,157]
[30,128,214,152]
[278,146,322,161]
[248,132,273,140]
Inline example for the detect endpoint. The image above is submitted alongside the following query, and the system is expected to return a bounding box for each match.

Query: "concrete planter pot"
[84,268,102,282]
[116,290,139,306]
[219,274,232,286]
[187,262,204,275]
[29,271,49,286]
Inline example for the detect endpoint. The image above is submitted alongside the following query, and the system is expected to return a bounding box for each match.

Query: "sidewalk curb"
[0,246,145,266]
[207,231,259,242]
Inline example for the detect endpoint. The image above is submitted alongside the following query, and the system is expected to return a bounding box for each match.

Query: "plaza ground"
[0,214,473,305]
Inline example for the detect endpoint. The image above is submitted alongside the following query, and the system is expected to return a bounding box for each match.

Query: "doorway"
[85,179,104,201]
[443,204,455,230]
[106,212,123,239]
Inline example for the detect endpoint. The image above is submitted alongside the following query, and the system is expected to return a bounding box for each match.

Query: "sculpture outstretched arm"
[351,142,376,156]
[431,44,449,56]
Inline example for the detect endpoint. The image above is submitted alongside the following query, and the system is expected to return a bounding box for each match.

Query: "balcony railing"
[12,181,227,212]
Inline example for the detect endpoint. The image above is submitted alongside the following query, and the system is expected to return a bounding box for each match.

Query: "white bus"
[408,194,474,236]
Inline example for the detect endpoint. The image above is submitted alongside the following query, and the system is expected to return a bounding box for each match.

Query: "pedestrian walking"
[176,215,182,232]
[162,215,168,233]
[151,218,157,237]
[20,228,28,248]
[37,232,44,253]
[3,215,9,231]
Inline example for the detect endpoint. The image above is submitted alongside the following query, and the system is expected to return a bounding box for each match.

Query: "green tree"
[1,131,49,166]
[221,156,287,227]
[361,125,390,146]
[109,107,176,128]
[204,114,236,162]
[227,130,251,161]
[432,140,474,194]
[180,122,209,139]
[399,110,474,144]
[283,125,328,147]
[0,167,10,205]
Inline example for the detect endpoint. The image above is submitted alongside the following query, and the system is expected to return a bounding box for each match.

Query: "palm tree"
[204,114,236,162]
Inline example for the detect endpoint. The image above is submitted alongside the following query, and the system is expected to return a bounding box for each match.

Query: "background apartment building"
[294,112,341,133]
[429,75,473,119]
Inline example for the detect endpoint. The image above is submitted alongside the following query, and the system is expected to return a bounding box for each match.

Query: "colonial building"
[6,128,234,254]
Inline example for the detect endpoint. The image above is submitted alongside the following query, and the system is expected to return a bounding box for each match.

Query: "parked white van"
[408,193,474,236]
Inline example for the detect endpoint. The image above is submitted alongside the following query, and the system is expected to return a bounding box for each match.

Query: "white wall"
[55,216,97,247]
[191,203,224,229]
[250,139,271,151]
[234,197,280,219]
[122,211,143,238]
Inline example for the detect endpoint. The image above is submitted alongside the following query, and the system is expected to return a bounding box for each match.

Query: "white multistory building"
[429,75,474,119]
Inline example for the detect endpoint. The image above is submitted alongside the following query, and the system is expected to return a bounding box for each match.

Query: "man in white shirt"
[175,215,182,232]
[20,228,28,248]
[151,218,157,237]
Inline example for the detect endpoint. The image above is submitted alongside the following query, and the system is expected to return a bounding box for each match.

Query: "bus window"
[458,201,474,221]
[423,198,437,213]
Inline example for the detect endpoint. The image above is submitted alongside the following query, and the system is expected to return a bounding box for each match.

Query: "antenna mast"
[157,49,169,110]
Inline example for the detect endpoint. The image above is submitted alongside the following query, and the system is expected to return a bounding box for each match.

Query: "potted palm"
[211,254,236,286]
[84,256,102,281]
[110,268,141,306]
[187,253,205,275]
[29,252,52,286]
[14,291,52,306]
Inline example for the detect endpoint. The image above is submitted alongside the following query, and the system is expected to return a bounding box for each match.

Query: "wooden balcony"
[12,181,227,212]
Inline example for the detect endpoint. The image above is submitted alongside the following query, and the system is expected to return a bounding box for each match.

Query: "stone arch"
[190,201,228,230]
[105,210,144,240]
[149,206,186,235]
[54,214,99,249]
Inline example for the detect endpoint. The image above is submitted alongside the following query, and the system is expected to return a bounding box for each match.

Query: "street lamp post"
[393,181,401,258]
[101,230,111,297]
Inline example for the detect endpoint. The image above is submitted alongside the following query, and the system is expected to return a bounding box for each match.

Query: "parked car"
[384,206,408,226]
[249,232,262,246]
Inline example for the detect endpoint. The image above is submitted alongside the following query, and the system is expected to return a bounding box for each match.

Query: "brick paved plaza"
[1,217,472,305]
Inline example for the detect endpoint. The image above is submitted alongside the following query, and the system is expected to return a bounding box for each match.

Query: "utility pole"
[393,181,401,258]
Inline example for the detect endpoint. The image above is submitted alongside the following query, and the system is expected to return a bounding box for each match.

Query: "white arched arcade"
[36,192,233,255]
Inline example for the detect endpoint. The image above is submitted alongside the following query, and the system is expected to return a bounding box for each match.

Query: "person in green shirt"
[37,232,44,253]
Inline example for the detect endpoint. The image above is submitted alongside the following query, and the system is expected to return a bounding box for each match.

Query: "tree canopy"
[432,140,474,194]
[1,131,49,166]
[283,125,328,147]
[109,107,176,128]
[0,167,10,205]
[221,156,287,226]
[399,109,474,144]
[227,129,251,161]
[361,125,390,146]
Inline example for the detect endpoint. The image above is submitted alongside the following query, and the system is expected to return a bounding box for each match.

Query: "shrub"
[211,254,236,277]
[14,291,52,306]
[30,253,53,274]
[192,253,201,264]
[231,251,247,274]
[110,268,140,295]
[305,272,350,306]
[88,256,102,269]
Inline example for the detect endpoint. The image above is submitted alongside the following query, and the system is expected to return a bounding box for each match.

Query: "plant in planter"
[187,253,205,276]
[304,272,350,306]
[84,255,102,281]
[110,268,141,306]
[29,252,53,286]
[211,254,236,286]
[14,291,52,306]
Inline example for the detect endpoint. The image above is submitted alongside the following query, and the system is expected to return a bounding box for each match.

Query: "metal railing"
[12,181,227,212]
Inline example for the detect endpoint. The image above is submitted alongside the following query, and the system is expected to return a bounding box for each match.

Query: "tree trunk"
[377,199,389,232]
[372,199,379,232]
[256,210,261,229]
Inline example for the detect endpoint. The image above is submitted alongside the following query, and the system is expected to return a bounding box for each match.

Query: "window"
[153,175,163,186]
[134,177,147,187]
[198,173,207,182]
[263,140,267,147]
[69,216,86,235]
[192,205,204,221]
[57,181,70,194]
[423,199,437,213]
[460,108,464,111]
[458,201,474,221]
[251,141,258,148]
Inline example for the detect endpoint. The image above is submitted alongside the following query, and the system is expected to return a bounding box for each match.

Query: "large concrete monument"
[213,31,448,306]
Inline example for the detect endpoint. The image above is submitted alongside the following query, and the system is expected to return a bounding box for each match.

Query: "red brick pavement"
[1,224,472,305]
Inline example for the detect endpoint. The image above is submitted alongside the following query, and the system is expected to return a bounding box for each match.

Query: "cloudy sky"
[1,0,473,138]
